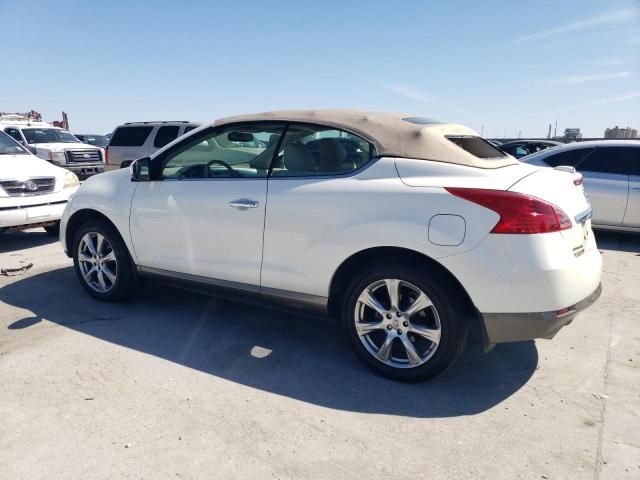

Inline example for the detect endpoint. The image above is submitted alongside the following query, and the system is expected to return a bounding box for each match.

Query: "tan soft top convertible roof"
[214,109,517,169]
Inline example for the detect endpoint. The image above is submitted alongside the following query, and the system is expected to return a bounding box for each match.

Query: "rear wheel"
[72,220,135,301]
[342,262,468,382]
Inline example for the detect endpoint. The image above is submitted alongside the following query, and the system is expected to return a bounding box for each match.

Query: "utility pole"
[554,120,557,138]
[547,124,552,139]
[481,124,484,136]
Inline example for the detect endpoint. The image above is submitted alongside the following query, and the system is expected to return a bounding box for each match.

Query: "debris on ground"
[1,262,33,276]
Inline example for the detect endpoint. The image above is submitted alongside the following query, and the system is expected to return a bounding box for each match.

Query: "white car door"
[576,146,629,226]
[623,147,640,228]
[260,123,378,296]
[129,123,284,286]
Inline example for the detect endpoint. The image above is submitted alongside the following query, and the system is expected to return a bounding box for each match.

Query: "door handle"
[633,187,640,191]
[228,199,259,210]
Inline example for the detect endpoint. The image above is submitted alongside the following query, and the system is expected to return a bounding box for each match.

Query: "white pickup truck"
[1,115,105,180]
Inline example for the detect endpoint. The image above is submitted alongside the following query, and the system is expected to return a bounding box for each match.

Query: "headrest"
[317,138,347,171]
[284,143,316,172]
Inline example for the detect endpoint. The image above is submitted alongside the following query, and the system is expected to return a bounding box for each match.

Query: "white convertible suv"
[0,131,79,235]
[60,110,602,381]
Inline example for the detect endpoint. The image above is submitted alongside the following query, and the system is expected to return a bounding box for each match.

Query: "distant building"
[563,128,582,141]
[604,126,638,139]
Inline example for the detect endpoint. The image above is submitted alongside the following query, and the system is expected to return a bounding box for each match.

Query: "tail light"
[445,187,572,234]
[104,146,109,164]
[573,175,583,186]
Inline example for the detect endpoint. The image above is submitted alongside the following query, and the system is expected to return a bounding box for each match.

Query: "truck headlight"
[64,171,80,189]
[47,151,66,163]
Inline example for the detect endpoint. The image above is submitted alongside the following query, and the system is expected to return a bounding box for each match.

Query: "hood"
[32,142,100,152]
[0,154,67,180]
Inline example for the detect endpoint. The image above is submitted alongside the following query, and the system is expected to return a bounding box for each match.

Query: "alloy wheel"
[77,232,118,294]
[354,279,441,368]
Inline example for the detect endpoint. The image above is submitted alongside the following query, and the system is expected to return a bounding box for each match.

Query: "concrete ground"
[0,230,638,480]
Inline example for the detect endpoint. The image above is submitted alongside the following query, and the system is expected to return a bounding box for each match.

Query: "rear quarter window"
[110,126,153,147]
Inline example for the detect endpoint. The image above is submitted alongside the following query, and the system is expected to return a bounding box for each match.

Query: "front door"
[130,123,284,286]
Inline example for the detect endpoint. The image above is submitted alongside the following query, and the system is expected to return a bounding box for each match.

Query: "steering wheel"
[176,160,237,179]
[206,160,237,177]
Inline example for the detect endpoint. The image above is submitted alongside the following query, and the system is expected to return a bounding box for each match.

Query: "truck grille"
[0,177,56,197]
[65,149,103,163]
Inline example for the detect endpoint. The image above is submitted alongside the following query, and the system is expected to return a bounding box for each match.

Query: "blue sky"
[0,0,638,138]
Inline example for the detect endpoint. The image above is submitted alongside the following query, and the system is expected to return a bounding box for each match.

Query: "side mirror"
[131,157,151,182]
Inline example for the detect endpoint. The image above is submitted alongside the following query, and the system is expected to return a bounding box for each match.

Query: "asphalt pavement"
[0,229,638,479]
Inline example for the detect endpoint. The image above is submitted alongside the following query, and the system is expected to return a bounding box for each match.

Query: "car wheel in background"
[342,261,468,382]
[72,220,135,301]
[44,222,60,236]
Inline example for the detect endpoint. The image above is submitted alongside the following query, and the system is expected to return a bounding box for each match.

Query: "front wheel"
[342,262,468,382]
[72,220,135,301]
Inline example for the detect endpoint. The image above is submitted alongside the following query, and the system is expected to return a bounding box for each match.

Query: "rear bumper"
[480,283,602,345]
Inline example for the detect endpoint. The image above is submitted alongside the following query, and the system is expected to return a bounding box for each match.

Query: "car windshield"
[22,128,80,144]
[0,131,29,155]
[79,135,108,147]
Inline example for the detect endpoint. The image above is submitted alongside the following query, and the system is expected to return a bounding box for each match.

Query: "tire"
[71,219,135,301]
[342,260,468,382]
[44,222,60,236]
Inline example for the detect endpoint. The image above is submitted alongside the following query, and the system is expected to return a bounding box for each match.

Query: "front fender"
[61,169,138,260]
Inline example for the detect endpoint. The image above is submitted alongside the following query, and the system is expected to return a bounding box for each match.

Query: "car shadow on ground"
[0,229,57,254]
[594,230,640,254]
[1,267,539,418]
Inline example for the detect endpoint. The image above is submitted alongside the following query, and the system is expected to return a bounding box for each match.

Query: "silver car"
[523,140,640,232]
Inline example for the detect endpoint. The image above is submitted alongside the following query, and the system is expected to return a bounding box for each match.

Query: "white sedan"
[60,110,602,381]
[0,131,79,235]
[522,140,640,232]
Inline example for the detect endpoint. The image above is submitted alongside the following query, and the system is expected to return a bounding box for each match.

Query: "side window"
[110,126,153,147]
[629,148,640,177]
[544,148,594,167]
[513,146,529,157]
[5,128,23,142]
[183,126,198,135]
[153,126,180,148]
[273,124,374,177]
[159,124,285,179]
[576,147,629,175]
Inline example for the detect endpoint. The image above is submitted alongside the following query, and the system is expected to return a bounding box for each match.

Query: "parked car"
[75,134,109,148]
[523,140,640,231]
[1,116,105,180]
[500,140,563,159]
[0,130,79,235]
[105,121,200,169]
[60,110,601,382]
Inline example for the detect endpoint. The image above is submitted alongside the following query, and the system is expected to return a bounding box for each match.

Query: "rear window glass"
[447,136,506,159]
[154,126,180,148]
[183,126,198,134]
[543,148,594,167]
[110,126,153,147]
